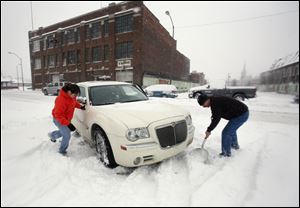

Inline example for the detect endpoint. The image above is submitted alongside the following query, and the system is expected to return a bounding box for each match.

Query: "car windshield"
[89,85,148,105]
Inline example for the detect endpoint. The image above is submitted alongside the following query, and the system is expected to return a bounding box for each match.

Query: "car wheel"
[93,128,117,168]
[43,89,48,95]
[194,92,201,99]
[234,94,245,101]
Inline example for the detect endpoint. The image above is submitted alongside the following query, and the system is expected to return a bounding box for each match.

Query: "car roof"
[77,81,131,87]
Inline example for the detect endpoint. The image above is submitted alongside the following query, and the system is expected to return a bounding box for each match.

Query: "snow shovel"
[189,136,209,163]
[198,137,209,163]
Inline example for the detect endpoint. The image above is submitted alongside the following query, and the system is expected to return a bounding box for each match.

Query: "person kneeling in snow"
[48,83,85,155]
[197,94,249,157]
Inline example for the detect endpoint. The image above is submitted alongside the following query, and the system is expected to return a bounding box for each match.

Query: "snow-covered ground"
[1,90,299,206]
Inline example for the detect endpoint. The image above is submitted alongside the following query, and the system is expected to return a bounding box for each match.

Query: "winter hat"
[197,94,209,106]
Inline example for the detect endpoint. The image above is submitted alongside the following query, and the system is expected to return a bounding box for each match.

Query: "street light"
[8,51,24,91]
[165,10,174,39]
[16,64,20,90]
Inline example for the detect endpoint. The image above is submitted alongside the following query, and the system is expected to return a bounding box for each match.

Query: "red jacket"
[52,89,81,126]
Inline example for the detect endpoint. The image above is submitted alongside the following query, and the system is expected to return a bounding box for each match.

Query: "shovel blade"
[189,148,209,163]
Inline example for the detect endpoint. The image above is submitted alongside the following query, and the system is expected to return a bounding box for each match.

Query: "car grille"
[156,120,187,148]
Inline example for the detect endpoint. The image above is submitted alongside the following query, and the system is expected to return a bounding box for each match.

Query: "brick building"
[28,1,191,89]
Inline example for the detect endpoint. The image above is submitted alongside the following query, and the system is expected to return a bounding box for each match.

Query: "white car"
[72,81,195,168]
[144,84,178,98]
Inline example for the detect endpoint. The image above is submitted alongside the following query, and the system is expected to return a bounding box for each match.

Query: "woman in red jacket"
[48,83,85,155]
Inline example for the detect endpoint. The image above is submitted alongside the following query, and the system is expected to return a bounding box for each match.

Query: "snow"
[1,90,299,206]
[270,51,299,70]
[145,84,178,92]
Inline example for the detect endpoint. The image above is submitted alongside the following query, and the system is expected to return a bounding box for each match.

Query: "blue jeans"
[49,118,71,154]
[221,111,249,156]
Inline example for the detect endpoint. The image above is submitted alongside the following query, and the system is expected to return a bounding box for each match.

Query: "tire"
[234,94,245,101]
[93,128,117,168]
[194,92,201,99]
[43,89,48,96]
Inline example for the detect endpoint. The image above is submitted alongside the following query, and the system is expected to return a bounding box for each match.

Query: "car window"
[60,83,64,86]
[79,86,86,97]
[54,83,58,87]
[90,85,148,105]
[122,85,139,96]
[48,83,53,87]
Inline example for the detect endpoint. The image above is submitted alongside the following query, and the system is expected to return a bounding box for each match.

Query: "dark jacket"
[207,96,248,132]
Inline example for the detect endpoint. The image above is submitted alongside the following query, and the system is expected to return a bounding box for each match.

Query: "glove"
[80,105,86,110]
[68,123,76,131]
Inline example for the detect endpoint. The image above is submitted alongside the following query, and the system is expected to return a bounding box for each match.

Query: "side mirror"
[77,96,87,104]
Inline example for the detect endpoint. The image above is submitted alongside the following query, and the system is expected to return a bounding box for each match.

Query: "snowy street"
[1,90,299,206]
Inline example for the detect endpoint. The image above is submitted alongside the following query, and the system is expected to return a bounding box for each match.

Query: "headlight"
[126,127,150,142]
[185,115,192,126]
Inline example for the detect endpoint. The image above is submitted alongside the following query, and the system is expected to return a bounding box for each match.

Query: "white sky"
[1,1,299,83]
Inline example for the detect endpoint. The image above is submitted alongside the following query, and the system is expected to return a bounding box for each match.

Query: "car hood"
[93,100,187,128]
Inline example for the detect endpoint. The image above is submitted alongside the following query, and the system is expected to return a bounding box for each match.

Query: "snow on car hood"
[93,100,187,128]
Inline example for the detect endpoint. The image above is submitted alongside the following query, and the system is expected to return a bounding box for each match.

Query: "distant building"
[28,1,192,89]
[189,71,207,85]
[259,51,299,94]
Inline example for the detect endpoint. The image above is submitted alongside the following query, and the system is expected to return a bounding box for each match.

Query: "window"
[92,47,101,62]
[47,35,54,48]
[33,40,40,52]
[85,48,90,63]
[104,45,109,60]
[85,25,90,40]
[116,14,133,33]
[67,29,75,44]
[75,28,80,43]
[91,22,101,39]
[34,58,41,69]
[104,19,109,35]
[79,86,86,97]
[67,50,76,65]
[61,32,65,45]
[48,54,56,68]
[62,53,66,66]
[116,42,133,59]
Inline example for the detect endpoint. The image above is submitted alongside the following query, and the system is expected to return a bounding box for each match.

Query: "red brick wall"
[29,1,190,88]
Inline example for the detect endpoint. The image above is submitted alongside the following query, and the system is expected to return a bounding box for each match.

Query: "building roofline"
[29,1,143,34]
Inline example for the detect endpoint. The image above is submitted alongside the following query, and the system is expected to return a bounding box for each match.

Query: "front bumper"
[108,118,195,167]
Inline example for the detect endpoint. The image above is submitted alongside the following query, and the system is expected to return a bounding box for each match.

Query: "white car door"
[74,86,89,138]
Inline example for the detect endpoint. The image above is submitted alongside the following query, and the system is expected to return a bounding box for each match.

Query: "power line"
[175,10,299,29]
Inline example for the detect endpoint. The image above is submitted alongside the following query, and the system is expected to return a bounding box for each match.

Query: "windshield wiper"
[121,99,147,103]
[93,102,116,106]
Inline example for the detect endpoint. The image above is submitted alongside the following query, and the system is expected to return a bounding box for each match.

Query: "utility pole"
[16,64,19,89]
[8,52,24,91]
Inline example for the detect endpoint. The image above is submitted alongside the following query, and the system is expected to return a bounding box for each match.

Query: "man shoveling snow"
[197,94,249,157]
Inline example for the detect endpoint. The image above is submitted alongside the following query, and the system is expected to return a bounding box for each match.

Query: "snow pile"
[1,90,299,206]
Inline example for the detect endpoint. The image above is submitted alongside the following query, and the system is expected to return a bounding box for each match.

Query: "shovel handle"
[201,137,207,148]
